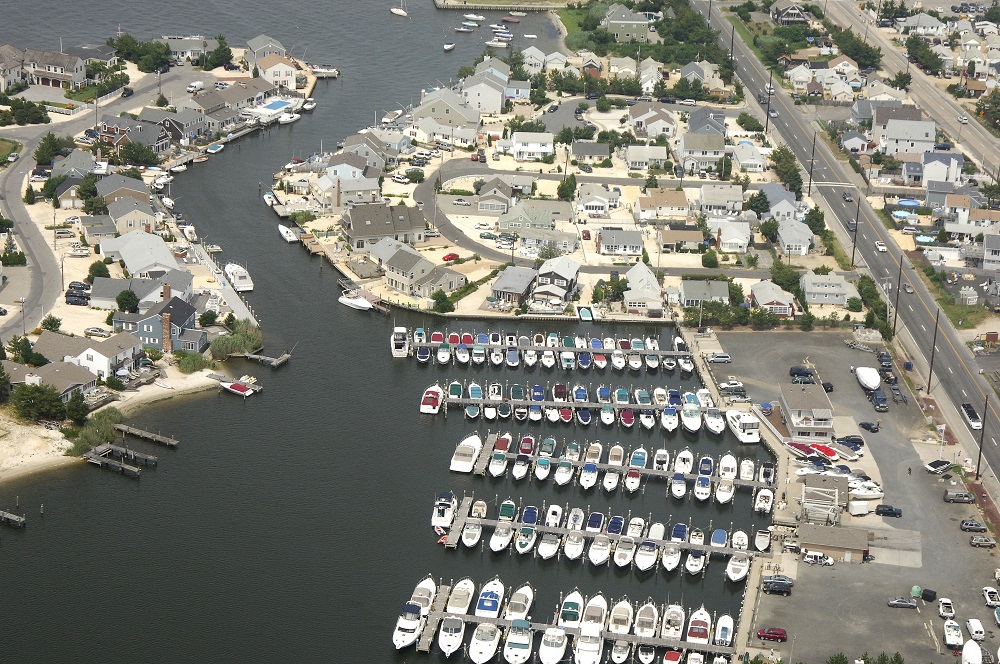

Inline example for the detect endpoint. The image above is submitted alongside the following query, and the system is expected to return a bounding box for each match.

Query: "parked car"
[581,230,591,240]
[887,597,918,609]
[757,627,788,642]
[224,63,241,71]
[962,520,988,532]
[391,174,410,184]
[762,581,792,596]
[442,253,460,262]
[578,163,593,173]
[802,551,835,566]
[474,222,492,230]
[120,87,134,98]
[859,421,880,433]
[470,154,479,161]
[65,296,89,306]
[875,504,902,517]
[836,434,865,447]
[68,280,90,291]
[85,327,111,338]
[678,98,697,106]
[762,574,795,586]
[971,535,997,548]
[424,229,441,238]
[479,232,497,240]
[822,381,834,393]
[792,375,815,384]
[789,366,814,377]
[939,598,956,618]
[707,353,732,363]
[718,381,744,391]
[0,307,7,316]
[453,199,472,206]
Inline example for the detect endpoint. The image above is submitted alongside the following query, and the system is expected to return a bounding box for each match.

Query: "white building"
[510,131,554,161]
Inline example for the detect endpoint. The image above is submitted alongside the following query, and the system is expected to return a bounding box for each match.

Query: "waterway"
[0,5,772,663]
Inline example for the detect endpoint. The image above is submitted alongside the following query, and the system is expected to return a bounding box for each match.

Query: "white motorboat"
[224,262,254,292]
[603,444,625,492]
[635,601,659,638]
[537,532,561,559]
[446,577,475,614]
[554,460,575,485]
[681,405,702,432]
[624,469,642,493]
[693,476,712,502]
[277,112,301,124]
[726,410,761,443]
[754,488,774,513]
[685,542,706,575]
[488,433,513,477]
[277,224,297,242]
[653,448,669,470]
[168,164,187,173]
[731,530,749,550]
[739,458,755,481]
[704,408,725,434]
[534,457,551,481]
[754,529,772,552]
[438,616,466,656]
[456,345,472,366]
[431,491,457,530]
[475,577,505,618]
[588,535,612,566]
[563,532,585,560]
[661,407,679,431]
[503,620,534,664]
[558,589,584,628]
[538,627,568,664]
[579,462,598,490]
[485,39,509,48]
[339,289,373,310]
[635,522,664,572]
[301,97,317,111]
[614,536,637,567]
[856,366,881,391]
[489,500,516,551]
[686,605,711,645]
[469,623,503,664]
[850,481,885,500]
[462,500,487,547]
[661,544,681,571]
[661,604,685,640]
[718,453,738,478]
[443,42,456,51]
[419,384,443,414]
[715,478,735,504]
[575,595,608,664]
[392,601,425,649]
[504,583,534,621]
[450,433,483,472]
[674,448,694,474]
[544,504,563,528]
[726,553,751,582]
[678,356,694,373]
[541,349,556,368]
[608,599,634,634]
[523,349,538,367]
[670,473,687,499]
[611,350,626,370]
[391,326,409,358]
[464,12,486,19]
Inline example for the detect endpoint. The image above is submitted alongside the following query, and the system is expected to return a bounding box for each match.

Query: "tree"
[118,142,160,167]
[144,347,163,362]
[702,249,719,268]
[645,173,659,190]
[33,132,74,166]
[10,384,65,421]
[803,206,826,235]
[155,93,169,107]
[6,335,31,364]
[431,289,455,313]
[116,289,139,313]
[0,362,9,403]
[596,96,612,112]
[23,184,36,205]
[40,314,61,332]
[889,71,912,89]
[537,244,564,260]
[760,218,779,242]
[204,35,233,70]
[199,310,218,327]
[557,174,577,201]
[847,296,863,312]
[88,261,110,282]
[736,112,764,132]
[120,167,143,180]
[83,196,108,215]
[799,311,816,331]
[770,145,803,197]
[66,390,89,425]
[747,190,770,216]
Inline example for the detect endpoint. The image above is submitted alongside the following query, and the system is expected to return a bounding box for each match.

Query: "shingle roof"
[96,174,147,198]
[493,266,537,294]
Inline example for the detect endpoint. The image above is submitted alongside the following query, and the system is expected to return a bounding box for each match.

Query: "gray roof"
[33,330,141,362]
[144,296,196,323]
[572,141,610,158]
[492,266,537,295]
[346,202,425,235]
[90,277,162,302]
[884,119,936,141]
[701,184,743,206]
[108,197,155,220]
[874,105,923,126]
[538,256,580,281]
[2,360,96,396]
[751,279,795,306]
[688,107,727,135]
[96,174,147,198]
[780,382,833,413]
[385,247,432,273]
[682,133,725,151]
[22,47,82,71]
[798,523,870,550]
[681,279,729,301]
[778,219,814,244]
[923,151,963,167]
[599,229,642,246]
[52,149,96,178]
[55,177,84,198]
[247,34,285,53]
[852,99,902,122]
[81,214,117,236]
[760,182,796,208]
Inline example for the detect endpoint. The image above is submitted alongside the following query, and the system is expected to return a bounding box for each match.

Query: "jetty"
[83,444,146,478]
[115,424,178,448]
[0,510,26,527]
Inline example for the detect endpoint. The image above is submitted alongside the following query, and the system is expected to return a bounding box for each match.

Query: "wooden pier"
[0,509,26,527]
[83,444,144,478]
[231,352,292,368]
[300,233,324,255]
[412,340,693,360]
[115,424,178,447]
[472,432,498,476]
[416,584,452,652]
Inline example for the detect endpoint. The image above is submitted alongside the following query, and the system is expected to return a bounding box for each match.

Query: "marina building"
[780,383,834,440]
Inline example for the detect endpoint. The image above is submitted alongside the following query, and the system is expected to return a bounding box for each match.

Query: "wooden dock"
[412,340,693,359]
[231,352,291,368]
[472,432,498,476]
[416,584,452,652]
[83,444,143,478]
[445,497,476,548]
[115,424,178,447]
[300,233,324,255]
[0,509,26,527]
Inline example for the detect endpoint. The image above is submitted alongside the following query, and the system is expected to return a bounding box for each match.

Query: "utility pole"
[977,393,990,479]
[730,25,736,67]
[806,131,817,196]
[849,198,861,268]
[927,308,941,395]
[764,71,774,133]
[892,257,903,335]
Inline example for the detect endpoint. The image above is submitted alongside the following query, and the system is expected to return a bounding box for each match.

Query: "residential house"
[533,256,580,303]
[521,46,546,75]
[707,219,752,253]
[519,228,579,254]
[732,142,764,172]
[572,140,610,163]
[492,266,537,305]
[21,48,85,88]
[597,229,643,256]
[750,280,796,317]
[54,177,85,210]
[629,103,675,137]
[510,131,554,161]
[771,0,810,25]
[680,60,723,89]
[623,261,663,313]
[498,174,536,196]
[800,272,861,305]
[412,265,466,298]
[872,105,923,144]
[946,207,1000,240]
[343,132,397,171]
[688,107,727,136]
[409,117,478,148]
[311,152,382,210]
[137,107,207,141]
[777,220,813,255]
[850,99,902,124]
[95,174,149,205]
[80,215,117,244]
[477,178,514,214]
[984,234,1000,272]
[98,114,171,155]
[51,149,96,179]
[828,80,854,102]
[865,81,907,102]
[100,231,180,278]
[761,182,798,220]
[0,44,24,91]
[544,52,568,71]
[341,202,425,251]
[609,56,638,79]
[578,183,620,216]
[601,3,651,42]
[257,53,299,89]
[638,188,689,221]
[89,272,194,312]
[780,384,835,441]
[108,198,156,235]
[840,130,870,153]
[944,193,972,226]
[33,330,143,381]
[476,56,510,80]
[506,79,530,100]
[214,78,276,111]
[498,202,558,231]
[922,152,964,184]
[699,184,743,214]
[895,13,947,36]
[676,133,726,171]
[245,34,287,69]
[379,244,436,294]
[660,225,705,252]
[2,360,98,402]
[622,144,669,169]
[113,296,207,353]
[881,119,936,155]
[638,57,665,94]
[462,70,507,115]
[153,35,218,61]
[581,57,603,78]
[679,279,730,307]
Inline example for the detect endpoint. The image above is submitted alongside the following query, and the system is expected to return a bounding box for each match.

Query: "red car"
[581,230,591,240]
[442,253,460,262]
[470,154,479,161]
[757,627,788,643]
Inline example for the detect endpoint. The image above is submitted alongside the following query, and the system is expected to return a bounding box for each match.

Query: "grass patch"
[826,233,852,271]
[910,252,994,329]
[875,208,896,231]
[0,138,18,162]
[557,7,588,34]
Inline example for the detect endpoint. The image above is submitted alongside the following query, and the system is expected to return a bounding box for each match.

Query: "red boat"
[784,441,813,457]
[519,435,535,455]
[430,331,444,344]
[419,384,443,414]
[461,332,474,346]
[620,409,635,428]
[495,432,512,453]
[663,651,682,664]
[559,407,574,423]
[618,339,632,350]
[447,332,460,345]
[220,381,254,398]
[502,15,520,22]
[810,444,839,461]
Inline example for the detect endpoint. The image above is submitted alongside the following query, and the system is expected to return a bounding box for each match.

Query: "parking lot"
[714,330,1000,661]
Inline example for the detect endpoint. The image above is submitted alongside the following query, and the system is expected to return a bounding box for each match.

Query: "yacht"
[278,223,297,243]
[558,589,584,628]
[391,326,409,358]
[475,577,505,618]
[731,530,749,550]
[680,404,702,433]
[277,112,301,124]
[715,614,735,647]
[431,491,457,530]
[489,499,517,551]
[608,598,634,634]
[449,433,483,473]
[704,408,725,435]
[538,627,568,664]
[392,575,436,648]
[438,616,466,656]
[224,262,254,292]
[727,410,761,443]
[635,600,659,637]
[503,620,534,664]
[564,531,585,560]
[537,532,561,559]
[446,577,475,614]
[661,543,681,571]
[614,535,637,567]
[674,448,694,474]
[503,583,534,621]
[469,623,503,664]
[575,594,608,664]
[715,478,735,504]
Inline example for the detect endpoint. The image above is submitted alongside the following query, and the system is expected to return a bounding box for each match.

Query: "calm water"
[0,5,771,662]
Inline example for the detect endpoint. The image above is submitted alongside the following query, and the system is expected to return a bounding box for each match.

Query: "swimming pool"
[262,99,293,111]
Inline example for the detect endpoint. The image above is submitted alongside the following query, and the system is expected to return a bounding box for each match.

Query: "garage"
[798,523,871,563]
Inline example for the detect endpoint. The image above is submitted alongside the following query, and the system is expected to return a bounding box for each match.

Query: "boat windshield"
[543,632,565,647]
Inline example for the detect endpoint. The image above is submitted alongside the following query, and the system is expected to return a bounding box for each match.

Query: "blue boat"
[573,384,589,402]
[522,505,539,525]
[476,589,501,615]
[476,332,489,345]
[531,384,545,401]
[698,455,714,476]
[629,448,647,468]
[711,528,728,547]
[469,382,484,400]
[577,408,592,426]
[528,405,542,419]
[415,346,430,363]
[670,523,688,542]
[590,338,603,350]
[506,347,520,368]
[597,385,611,403]
[607,516,625,535]
[585,511,605,532]
[578,351,592,369]
[667,389,682,406]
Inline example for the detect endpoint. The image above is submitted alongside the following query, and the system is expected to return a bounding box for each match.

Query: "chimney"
[162,283,171,302]
[162,312,173,353]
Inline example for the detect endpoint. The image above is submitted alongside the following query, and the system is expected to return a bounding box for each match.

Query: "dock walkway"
[83,443,144,477]
[115,424,178,447]
[0,510,26,527]
[416,584,452,652]
[231,352,291,368]
[191,244,258,325]
[471,432,498,476]
[413,340,693,359]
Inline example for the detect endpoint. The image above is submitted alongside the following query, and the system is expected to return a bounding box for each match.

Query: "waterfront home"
[178,90,226,116]
[780,383,835,441]
[51,149,96,179]
[609,56,638,79]
[81,215,118,243]
[1,360,97,402]
[732,142,764,172]
[534,256,580,303]
[463,70,508,115]
[89,273,194,313]
[343,133,396,170]
[771,1,810,25]
[638,188,690,221]
[0,44,24,92]
[100,231,180,278]
[367,128,412,160]
[245,34,287,70]
[760,183,797,221]
[381,244,435,294]
[510,131,554,162]
[629,103,675,138]
[257,53,300,90]
[311,153,381,209]
[137,107,207,141]
[699,184,743,215]
[578,183,619,216]
[95,174,149,205]
[409,117,477,148]
[572,140,610,163]
[777,220,813,256]
[680,279,729,307]
[205,108,241,134]
[623,261,663,313]
[881,119,936,156]
[113,296,207,353]
[341,202,425,251]
[676,133,725,172]
[707,219,751,253]
[519,228,579,255]
[544,52,568,71]
[22,47,85,89]
[601,3,651,42]
[597,229,642,256]
[750,280,795,317]
[660,225,704,252]
[413,265,466,298]
[54,178,85,210]
[522,46,546,75]
[216,78,276,110]
[498,202,557,231]
[98,114,171,155]
[478,178,515,214]
[622,144,669,170]
[154,35,218,62]
[476,56,510,80]
[492,266,538,306]
[799,272,860,307]
[33,330,143,381]
[109,198,156,236]
[413,88,480,130]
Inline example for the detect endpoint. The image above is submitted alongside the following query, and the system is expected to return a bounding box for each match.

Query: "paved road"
[692,0,1000,476]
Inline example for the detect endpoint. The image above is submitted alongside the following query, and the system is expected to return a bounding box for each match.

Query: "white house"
[707,219,752,253]
[760,183,797,221]
[578,183,619,215]
[699,184,743,214]
[257,53,299,90]
[598,229,643,256]
[99,231,180,278]
[629,103,675,137]
[638,188,689,221]
[622,144,669,169]
[881,119,936,156]
[33,330,143,381]
[895,13,947,36]
[777,220,813,256]
[800,272,861,306]
[750,280,796,317]
[511,131,554,161]
[732,142,764,172]
[922,152,964,183]
[676,133,726,172]
[623,261,663,312]
[461,71,507,115]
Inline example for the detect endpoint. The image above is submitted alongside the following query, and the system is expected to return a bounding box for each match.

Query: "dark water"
[0,5,772,663]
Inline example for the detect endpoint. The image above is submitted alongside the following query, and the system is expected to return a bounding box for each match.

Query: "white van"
[967,618,985,641]
[186,81,205,93]
[802,550,835,566]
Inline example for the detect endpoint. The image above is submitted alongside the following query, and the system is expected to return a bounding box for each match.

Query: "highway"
[694,0,1000,468]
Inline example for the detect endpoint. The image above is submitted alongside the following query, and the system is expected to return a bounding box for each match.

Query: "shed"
[797,523,871,563]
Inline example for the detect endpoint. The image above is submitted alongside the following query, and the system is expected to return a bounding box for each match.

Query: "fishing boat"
[755,488,774,513]
[538,628,567,664]
[443,42,456,51]
[604,444,625,492]
[504,583,535,621]
[704,408,725,434]
[431,491,457,530]
[462,501,487,547]
[475,577,505,618]
[391,326,409,358]
[390,0,408,16]
[469,623,502,664]
[681,404,702,432]
[450,433,483,472]
[662,604,685,640]
[686,605,711,645]
[276,223,298,243]
[419,384,443,414]
[727,410,761,443]
[277,112,301,124]
[661,407,679,431]
[754,529,772,551]
[489,347,504,366]
[726,553,751,582]
[224,262,254,292]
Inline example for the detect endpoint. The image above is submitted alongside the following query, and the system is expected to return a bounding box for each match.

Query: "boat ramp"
[414,579,737,656]
[114,424,178,447]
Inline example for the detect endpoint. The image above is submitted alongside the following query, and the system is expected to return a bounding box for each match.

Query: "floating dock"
[0,510,26,528]
[412,340,693,359]
[114,424,178,447]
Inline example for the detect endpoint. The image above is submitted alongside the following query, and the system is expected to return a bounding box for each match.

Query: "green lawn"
[557,7,588,35]
[0,138,18,162]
